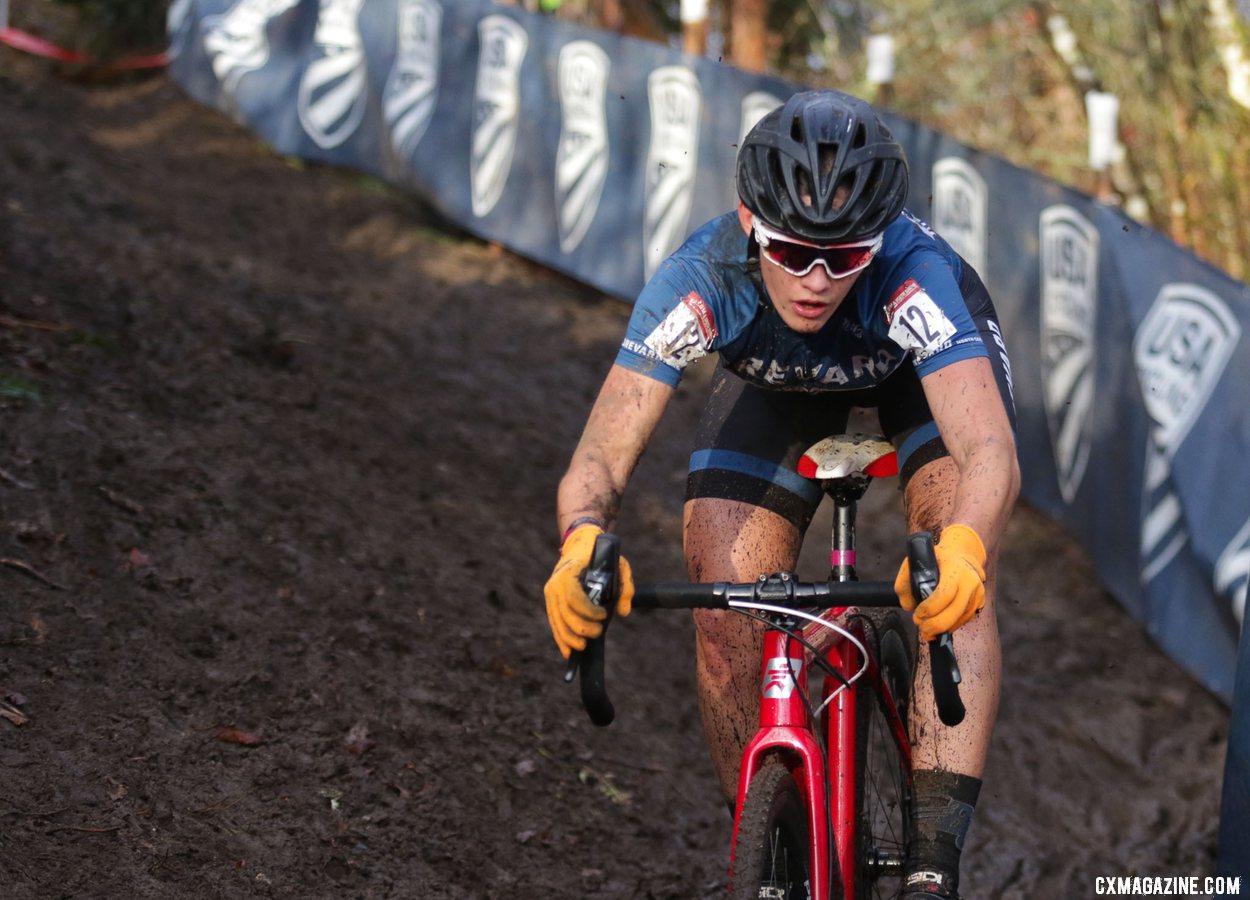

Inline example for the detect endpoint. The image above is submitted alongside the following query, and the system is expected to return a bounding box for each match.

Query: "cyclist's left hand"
[894,523,987,642]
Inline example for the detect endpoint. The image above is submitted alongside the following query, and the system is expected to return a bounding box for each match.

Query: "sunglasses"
[753,219,883,279]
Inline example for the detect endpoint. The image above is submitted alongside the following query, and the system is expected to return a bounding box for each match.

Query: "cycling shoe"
[902,867,960,899]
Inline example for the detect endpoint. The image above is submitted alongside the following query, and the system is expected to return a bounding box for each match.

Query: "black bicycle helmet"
[737,89,909,243]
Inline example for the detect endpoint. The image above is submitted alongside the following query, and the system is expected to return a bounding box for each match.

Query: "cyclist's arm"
[556,363,675,536]
[920,356,1020,549]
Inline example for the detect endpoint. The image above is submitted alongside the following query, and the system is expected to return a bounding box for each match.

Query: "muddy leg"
[904,456,1001,776]
[684,497,802,805]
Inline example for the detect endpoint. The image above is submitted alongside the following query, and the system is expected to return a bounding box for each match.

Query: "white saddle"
[798,433,898,480]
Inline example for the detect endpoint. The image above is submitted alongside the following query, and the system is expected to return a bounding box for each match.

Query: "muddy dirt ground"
[0,41,1232,900]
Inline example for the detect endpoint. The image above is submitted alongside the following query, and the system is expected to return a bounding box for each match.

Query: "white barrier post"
[866,34,895,104]
[1085,90,1119,171]
[1085,90,1120,200]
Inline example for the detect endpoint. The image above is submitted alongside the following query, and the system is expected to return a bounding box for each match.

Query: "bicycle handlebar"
[565,532,965,728]
[635,576,899,609]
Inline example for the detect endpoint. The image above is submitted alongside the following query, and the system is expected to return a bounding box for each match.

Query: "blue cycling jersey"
[616,210,988,392]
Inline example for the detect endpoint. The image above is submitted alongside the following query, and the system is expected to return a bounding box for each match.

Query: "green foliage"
[49,0,169,57]
[0,375,43,403]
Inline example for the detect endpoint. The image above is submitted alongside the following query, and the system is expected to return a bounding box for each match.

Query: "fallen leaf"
[492,658,515,679]
[110,782,128,801]
[213,726,262,746]
[515,830,536,844]
[2,689,28,706]
[29,615,46,643]
[343,721,375,756]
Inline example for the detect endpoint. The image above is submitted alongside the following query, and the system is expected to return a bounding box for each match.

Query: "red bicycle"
[566,434,963,900]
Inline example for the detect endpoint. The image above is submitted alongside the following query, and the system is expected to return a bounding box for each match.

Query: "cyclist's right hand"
[544,523,634,659]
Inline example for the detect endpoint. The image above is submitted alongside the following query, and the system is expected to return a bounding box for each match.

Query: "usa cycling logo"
[383,0,442,161]
[1134,283,1240,580]
[297,0,368,150]
[931,157,987,276]
[471,15,528,218]
[644,66,701,281]
[1039,205,1099,504]
[762,657,803,700]
[1217,517,1250,626]
[738,90,783,151]
[555,41,610,254]
[202,0,301,96]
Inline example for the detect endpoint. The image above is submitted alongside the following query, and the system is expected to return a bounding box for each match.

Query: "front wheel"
[730,755,813,900]
[853,612,914,899]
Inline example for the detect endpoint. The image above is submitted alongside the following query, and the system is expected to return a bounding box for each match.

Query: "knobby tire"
[730,755,813,900]
[852,611,914,899]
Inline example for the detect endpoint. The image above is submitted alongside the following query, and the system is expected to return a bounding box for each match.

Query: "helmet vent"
[790,118,804,143]
[852,123,868,149]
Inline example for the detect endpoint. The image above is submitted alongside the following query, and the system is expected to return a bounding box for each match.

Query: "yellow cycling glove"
[544,524,634,659]
[894,523,987,642]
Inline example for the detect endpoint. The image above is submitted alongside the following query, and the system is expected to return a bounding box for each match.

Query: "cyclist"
[545,88,1019,899]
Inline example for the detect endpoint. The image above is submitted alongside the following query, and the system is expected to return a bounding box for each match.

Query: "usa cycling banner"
[167,0,1250,702]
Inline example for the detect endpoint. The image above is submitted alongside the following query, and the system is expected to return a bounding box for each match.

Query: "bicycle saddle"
[797,433,898,479]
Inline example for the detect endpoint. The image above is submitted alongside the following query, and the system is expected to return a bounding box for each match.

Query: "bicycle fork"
[733,621,847,900]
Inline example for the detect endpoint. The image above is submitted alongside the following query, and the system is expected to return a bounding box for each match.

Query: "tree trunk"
[682,0,708,56]
[600,0,624,31]
[729,0,768,72]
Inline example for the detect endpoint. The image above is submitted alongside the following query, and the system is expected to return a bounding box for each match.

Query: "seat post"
[825,475,870,582]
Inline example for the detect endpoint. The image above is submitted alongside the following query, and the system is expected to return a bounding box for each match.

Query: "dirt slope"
[0,48,1229,899]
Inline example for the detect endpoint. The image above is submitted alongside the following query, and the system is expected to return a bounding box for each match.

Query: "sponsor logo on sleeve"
[383,0,442,160]
[1039,205,1099,504]
[555,41,610,254]
[471,15,528,218]
[932,157,988,275]
[203,0,302,95]
[1134,284,1241,581]
[885,279,958,361]
[986,318,1015,405]
[642,292,717,370]
[644,66,701,282]
[297,0,369,150]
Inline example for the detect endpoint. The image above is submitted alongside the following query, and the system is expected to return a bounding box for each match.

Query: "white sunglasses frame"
[752,219,884,280]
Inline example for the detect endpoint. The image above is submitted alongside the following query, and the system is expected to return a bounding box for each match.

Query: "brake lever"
[563,564,610,682]
[907,531,966,727]
[563,533,619,727]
